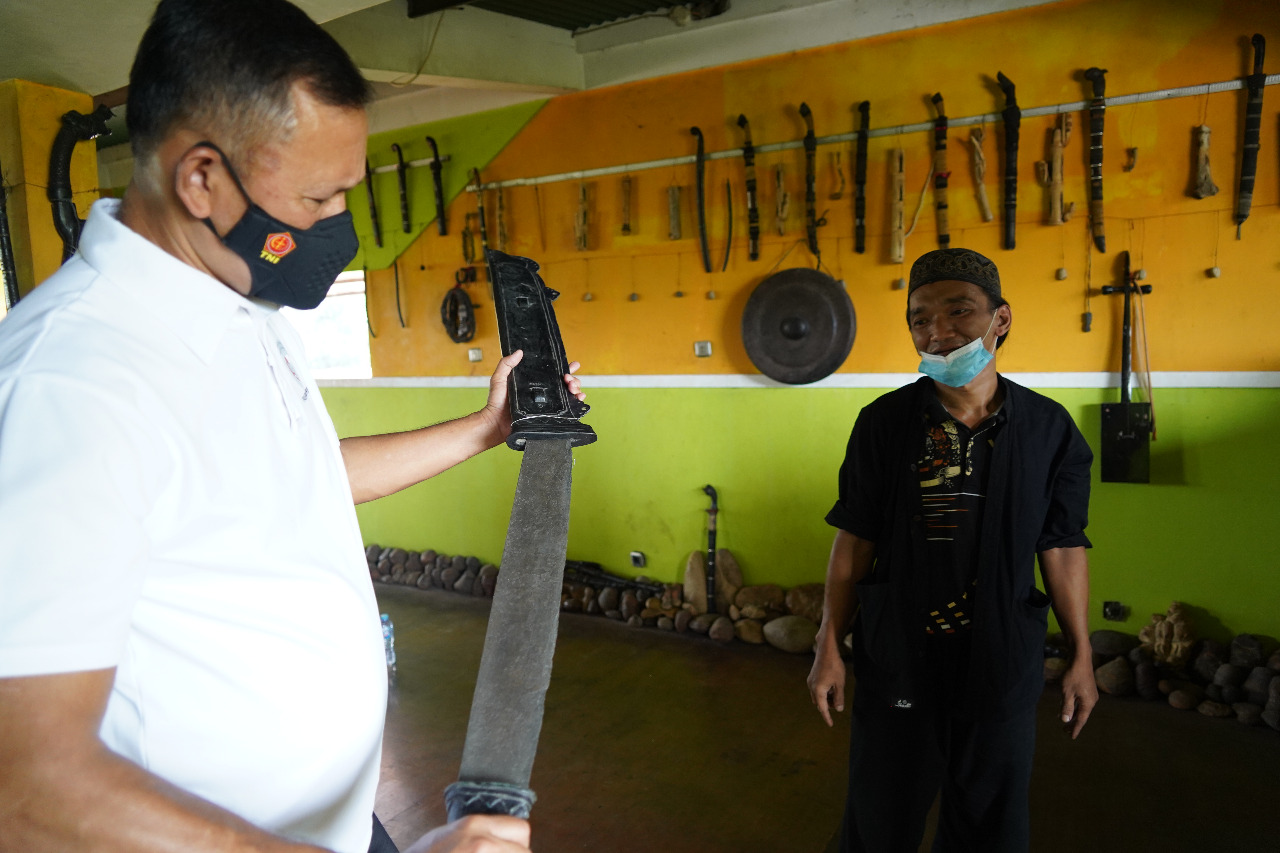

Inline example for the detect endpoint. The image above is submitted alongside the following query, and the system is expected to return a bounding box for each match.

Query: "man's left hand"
[477,350,585,447]
[1059,657,1098,739]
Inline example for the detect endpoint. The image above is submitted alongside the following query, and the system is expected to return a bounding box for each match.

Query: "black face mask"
[197,141,359,310]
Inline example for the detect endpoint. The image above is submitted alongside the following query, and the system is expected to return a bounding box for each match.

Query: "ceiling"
[405,1,716,32]
[0,0,1054,150]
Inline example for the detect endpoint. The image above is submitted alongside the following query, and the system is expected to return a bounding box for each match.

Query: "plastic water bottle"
[380,613,396,678]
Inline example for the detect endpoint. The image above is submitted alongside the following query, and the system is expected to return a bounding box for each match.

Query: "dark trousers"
[839,638,1038,853]
[369,814,399,853]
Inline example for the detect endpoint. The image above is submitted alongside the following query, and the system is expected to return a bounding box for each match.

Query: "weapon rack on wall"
[355,0,1279,381]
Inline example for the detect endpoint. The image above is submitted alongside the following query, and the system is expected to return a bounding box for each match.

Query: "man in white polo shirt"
[0,2,575,852]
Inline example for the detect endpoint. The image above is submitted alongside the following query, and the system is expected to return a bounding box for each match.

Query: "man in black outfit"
[807,248,1097,852]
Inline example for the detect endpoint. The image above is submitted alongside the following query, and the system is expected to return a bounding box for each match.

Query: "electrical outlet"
[467,348,483,362]
[629,551,646,569]
[694,341,712,357]
[1102,601,1128,621]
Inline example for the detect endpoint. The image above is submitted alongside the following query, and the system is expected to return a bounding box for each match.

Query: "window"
[280,270,372,380]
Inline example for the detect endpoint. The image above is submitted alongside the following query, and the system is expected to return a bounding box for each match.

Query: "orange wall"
[366,0,1279,378]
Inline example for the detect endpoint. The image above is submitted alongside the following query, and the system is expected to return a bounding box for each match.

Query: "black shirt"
[918,387,1006,635]
[826,376,1092,717]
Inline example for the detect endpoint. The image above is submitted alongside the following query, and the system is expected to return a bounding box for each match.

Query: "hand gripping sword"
[426,136,447,236]
[1084,67,1108,252]
[690,127,712,273]
[799,102,821,259]
[854,101,870,254]
[737,115,761,261]
[996,73,1021,250]
[445,249,596,822]
[1235,34,1266,238]
[930,93,950,249]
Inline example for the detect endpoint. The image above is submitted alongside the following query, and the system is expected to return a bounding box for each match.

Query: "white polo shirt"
[0,199,385,853]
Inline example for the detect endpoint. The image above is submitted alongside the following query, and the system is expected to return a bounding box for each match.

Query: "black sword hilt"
[486,249,595,450]
[426,135,447,237]
[1251,33,1266,75]
[996,71,1017,106]
[1084,67,1108,99]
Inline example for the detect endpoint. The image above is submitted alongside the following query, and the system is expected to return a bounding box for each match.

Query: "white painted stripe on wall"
[319,372,1280,390]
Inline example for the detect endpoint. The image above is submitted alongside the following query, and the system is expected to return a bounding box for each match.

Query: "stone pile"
[365,545,824,656]
[366,545,498,597]
[1045,601,1280,732]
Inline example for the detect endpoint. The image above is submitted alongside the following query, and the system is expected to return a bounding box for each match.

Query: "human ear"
[171,144,222,221]
[995,304,1012,336]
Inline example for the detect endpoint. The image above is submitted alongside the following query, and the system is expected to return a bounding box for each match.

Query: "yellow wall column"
[0,79,101,311]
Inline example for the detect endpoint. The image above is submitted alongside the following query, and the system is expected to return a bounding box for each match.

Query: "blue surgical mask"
[917,313,997,387]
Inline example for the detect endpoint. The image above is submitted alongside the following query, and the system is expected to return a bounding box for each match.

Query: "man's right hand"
[807,644,847,727]
[403,815,531,853]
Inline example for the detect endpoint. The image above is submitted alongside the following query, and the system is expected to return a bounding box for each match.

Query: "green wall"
[322,384,1280,642]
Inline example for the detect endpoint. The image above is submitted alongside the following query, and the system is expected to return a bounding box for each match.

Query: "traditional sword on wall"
[690,126,712,273]
[929,93,951,249]
[1084,67,1108,252]
[799,102,822,259]
[364,160,383,248]
[391,143,411,234]
[1234,33,1266,239]
[426,135,448,236]
[854,101,870,254]
[996,73,1020,250]
[737,114,760,261]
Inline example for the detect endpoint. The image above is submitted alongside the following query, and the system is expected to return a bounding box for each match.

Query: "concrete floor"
[373,585,1280,852]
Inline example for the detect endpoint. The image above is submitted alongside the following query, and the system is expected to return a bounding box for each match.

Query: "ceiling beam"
[324,4,584,93]
[406,0,472,18]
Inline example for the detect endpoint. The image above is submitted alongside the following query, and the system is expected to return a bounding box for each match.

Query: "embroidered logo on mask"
[262,232,297,264]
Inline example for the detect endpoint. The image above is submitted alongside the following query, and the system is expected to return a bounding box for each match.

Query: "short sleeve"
[0,374,160,676]
[825,406,887,542]
[1036,415,1093,552]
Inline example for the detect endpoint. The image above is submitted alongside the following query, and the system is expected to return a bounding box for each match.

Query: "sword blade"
[447,438,574,819]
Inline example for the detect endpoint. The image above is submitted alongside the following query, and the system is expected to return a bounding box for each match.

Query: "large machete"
[1235,33,1266,238]
[445,249,595,822]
